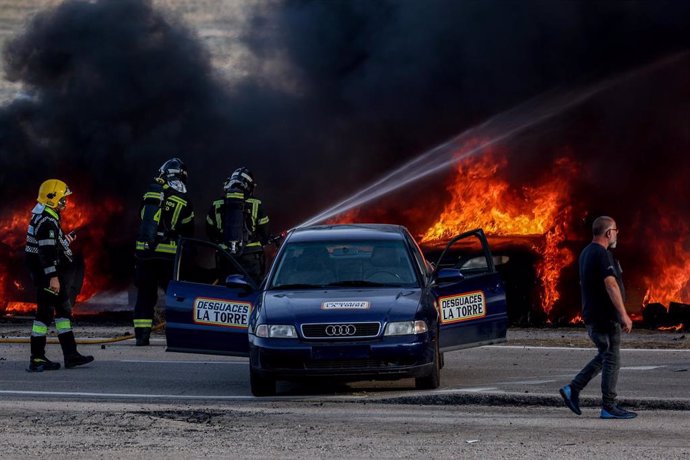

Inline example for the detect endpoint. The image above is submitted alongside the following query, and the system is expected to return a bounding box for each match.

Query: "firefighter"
[206,167,270,283]
[133,158,194,346]
[25,179,94,372]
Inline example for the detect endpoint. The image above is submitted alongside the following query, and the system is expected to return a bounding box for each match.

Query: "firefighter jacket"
[206,191,270,254]
[135,179,194,257]
[25,204,73,283]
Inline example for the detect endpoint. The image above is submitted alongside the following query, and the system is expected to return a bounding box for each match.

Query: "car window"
[270,240,419,289]
[404,231,431,281]
[434,233,491,277]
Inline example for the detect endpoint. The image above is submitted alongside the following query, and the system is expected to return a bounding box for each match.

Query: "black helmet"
[224,167,255,194]
[158,158,188,183]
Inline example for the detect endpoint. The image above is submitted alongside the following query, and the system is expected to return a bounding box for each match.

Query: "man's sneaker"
[601,405,638,419]
[27,357,61,372]
[65,353,95,369]
[559,384,581,415]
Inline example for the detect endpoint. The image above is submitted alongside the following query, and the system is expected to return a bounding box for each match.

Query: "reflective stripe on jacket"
[135,181,194,256]
[205,193,269,250]
[25,204,73,277]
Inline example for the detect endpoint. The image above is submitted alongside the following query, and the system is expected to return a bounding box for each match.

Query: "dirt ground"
[0,400,688,459]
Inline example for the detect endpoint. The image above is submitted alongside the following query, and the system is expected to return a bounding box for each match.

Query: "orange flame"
[569,314,584,325]
[421,144,579,316]
[642,217,690,308]
[5,302,36,316]
[658,323,685,332]
[61,196,124,301]
[630,312,643,323]
[293,142,690,324]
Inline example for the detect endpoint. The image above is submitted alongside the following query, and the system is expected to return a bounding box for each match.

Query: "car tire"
[415,341,440,390]
[250,367,276,397]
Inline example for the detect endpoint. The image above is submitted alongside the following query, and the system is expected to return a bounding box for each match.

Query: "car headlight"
[384,320,428,336]
[255,324,298,338]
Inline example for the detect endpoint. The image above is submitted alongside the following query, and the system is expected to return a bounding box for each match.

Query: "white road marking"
[0,390,256,400]
[423,387,501,394]
[498,379,557,385]
[620,366,663,371]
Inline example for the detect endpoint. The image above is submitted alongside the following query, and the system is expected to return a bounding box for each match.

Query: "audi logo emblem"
[325,324,357,336]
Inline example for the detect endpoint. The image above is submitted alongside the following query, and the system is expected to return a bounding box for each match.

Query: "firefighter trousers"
[238,251,265,284]
[29,272,74,359]
[133,255,174,328]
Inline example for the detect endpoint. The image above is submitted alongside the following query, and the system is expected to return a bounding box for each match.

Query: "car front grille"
[260,355,421,371]
[304,359,384,369]
[301,322,381,339]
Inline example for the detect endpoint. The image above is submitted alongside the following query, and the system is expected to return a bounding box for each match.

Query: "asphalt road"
[1,335,688,407]
[1,330,689,458]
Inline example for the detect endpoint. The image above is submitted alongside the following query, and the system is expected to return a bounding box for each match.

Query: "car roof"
[286,224,409,243]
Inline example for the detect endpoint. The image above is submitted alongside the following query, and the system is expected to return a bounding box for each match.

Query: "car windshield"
[269,239,419,289]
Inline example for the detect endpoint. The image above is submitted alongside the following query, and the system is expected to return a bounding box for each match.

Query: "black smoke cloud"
[1,0,228,209]
[1,0,689,292]
[3,0,690,225]
[241,0,690,226]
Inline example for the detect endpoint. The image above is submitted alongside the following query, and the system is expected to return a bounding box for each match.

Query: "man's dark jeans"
[571,322,621,407]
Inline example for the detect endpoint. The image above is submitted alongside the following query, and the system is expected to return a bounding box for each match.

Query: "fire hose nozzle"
[68,224,89,238]
[268,231,287,246]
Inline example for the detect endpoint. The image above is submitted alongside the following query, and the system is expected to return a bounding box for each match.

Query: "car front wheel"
[415,341,440,390]
[250,367,276,396]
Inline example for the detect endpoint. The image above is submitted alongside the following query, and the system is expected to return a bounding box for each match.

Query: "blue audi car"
[165,224,507,396]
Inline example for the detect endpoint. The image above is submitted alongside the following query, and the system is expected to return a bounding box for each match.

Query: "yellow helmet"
[37,179,72,209]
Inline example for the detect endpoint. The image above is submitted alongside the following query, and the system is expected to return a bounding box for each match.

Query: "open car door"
[432,229,508,351]
[165,238,259,356]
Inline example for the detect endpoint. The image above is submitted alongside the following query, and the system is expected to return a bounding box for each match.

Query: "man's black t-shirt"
[579,242,624,327]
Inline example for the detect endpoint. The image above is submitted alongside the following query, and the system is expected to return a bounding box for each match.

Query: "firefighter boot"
[27,336,61,372]
[135,327,151,346]
[59,331,94,369]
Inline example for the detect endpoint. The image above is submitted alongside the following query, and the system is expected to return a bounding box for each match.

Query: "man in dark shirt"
[559,216,637,419]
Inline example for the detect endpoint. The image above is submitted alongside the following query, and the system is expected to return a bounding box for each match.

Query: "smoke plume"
[1,0,689,302]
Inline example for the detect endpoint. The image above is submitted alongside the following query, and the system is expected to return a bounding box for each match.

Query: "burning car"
[165,224,508,396]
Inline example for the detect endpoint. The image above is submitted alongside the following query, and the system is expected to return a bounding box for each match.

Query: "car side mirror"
[225,274,255,291]
[434,268,464,284]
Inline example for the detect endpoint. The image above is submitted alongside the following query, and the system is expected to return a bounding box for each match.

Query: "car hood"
[261,288,422,324]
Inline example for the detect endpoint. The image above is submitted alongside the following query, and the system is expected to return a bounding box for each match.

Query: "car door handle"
[175,295,186,302]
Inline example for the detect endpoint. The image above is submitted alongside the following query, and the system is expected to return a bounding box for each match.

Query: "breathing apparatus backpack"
[223,192,249,254]
[137,179,166,251]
